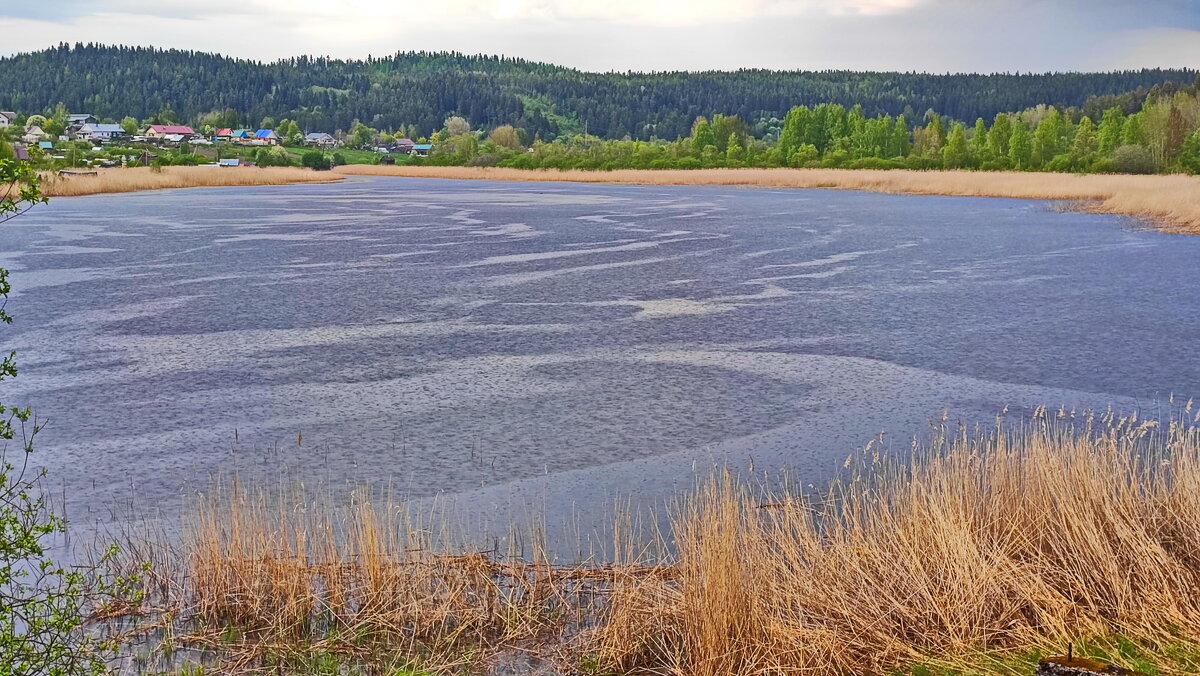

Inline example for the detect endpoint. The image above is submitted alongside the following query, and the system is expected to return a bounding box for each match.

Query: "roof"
[412,144,433,150]
[81,123,124,133]
[12,145,28,161]
[396,138,415,145]
[0,111,15,120]
[255,129,277,138]
[306,132,333,139]
[68,113,94,121]
[148,125,195,135]
[232,130,251,138]
[218,158,242,167]
[215,128,232,136]
[38,141,54,149]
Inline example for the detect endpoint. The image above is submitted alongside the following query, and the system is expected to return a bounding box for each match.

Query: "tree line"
[348,82,1200,175]
[0,43,1196,141]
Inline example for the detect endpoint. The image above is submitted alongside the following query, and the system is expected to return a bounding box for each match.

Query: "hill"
[0,43,1196,139]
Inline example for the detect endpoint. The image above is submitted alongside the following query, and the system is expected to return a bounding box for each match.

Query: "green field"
[282,146,385,165]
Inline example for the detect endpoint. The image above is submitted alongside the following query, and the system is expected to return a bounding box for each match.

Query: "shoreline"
[33,164,1200,236]
[37,165,342,197]
[334,165,1200,234]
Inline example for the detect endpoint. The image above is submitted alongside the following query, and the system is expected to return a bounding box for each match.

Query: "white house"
[78,123,125,142]
[0,111,15,128]
[304,132,338,148]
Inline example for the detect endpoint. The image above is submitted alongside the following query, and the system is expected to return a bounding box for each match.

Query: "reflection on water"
[1,177,1198,534]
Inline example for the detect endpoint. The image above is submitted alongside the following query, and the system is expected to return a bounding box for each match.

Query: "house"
[0,111,16,128]
[304,132,337,149]
[78,123,125,142]
[411,143,433,156]
[230,129,253,143]
[214,128,233,140]
[218,158,244,167]
[38,141,54,151]
[145,124,196,139]
[394,138,415,154]
[22,125,45,143]
[12,144,28,161]
[67,114,97,133]
[255,129,280,145]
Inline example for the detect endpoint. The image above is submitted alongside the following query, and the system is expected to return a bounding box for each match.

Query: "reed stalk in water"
[119,407,1200,674]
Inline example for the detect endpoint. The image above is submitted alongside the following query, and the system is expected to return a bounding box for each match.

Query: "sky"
[2,0,1199,73]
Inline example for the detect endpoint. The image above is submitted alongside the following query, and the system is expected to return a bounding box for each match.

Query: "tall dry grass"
[38,166,341,197]
[135,408,1200,674]
[335,165,1200,234]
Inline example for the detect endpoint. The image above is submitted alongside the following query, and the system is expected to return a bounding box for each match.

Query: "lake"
[1,176,1197,540]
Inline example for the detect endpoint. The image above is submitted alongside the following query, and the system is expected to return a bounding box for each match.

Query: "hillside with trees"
[0,43,1196,141]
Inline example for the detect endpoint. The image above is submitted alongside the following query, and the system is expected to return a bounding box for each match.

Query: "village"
[0,110,433,168]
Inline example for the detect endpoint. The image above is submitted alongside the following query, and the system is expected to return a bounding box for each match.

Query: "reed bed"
[131,408,1200,674]
[335,165,1200,234]
[38,166,341,197]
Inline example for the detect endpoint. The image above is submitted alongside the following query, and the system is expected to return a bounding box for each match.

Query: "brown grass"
[38,166,341,197]
[123,407,1200,674]
[335,165,1200,234]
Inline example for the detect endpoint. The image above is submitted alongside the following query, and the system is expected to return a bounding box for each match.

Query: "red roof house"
[146,124,196,137]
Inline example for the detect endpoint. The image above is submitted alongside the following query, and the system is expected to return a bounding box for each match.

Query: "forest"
[0,43,1197,141]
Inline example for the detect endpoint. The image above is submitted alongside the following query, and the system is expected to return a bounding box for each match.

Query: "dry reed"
[38,166,341,197]
[334,165,1200,235]
[129,408,1200,674]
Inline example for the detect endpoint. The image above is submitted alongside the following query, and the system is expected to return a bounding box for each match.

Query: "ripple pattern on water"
[1,177,1198,530]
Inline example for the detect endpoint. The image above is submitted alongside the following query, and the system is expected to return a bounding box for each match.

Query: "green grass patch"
[892,636,1200,675]
[282,146,384,165]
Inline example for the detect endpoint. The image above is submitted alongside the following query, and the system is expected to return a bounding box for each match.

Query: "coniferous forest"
[1,43,1196,141]
[5,43,1200,175]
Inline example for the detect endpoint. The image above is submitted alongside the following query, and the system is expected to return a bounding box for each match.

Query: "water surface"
[1,176,1196,535]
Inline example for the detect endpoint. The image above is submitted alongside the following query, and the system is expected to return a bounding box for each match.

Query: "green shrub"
[301,151,332,170]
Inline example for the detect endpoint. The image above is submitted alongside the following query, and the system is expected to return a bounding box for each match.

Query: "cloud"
[0,0,1196,72]
[1,0,928,27]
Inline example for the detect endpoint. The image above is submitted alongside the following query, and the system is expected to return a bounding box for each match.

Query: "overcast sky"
[2,0,1199,73]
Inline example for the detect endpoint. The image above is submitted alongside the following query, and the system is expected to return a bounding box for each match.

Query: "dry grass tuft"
[38,166,341,197]
[335,165,1200,234]
[125,409,1200,674]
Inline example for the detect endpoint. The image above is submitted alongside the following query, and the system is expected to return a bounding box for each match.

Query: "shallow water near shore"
[2,176,1198,548]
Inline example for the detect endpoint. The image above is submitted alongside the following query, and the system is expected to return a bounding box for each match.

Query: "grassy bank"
[37,166,342,197]
[115,407,1200,674]
[334,165,1200,235]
